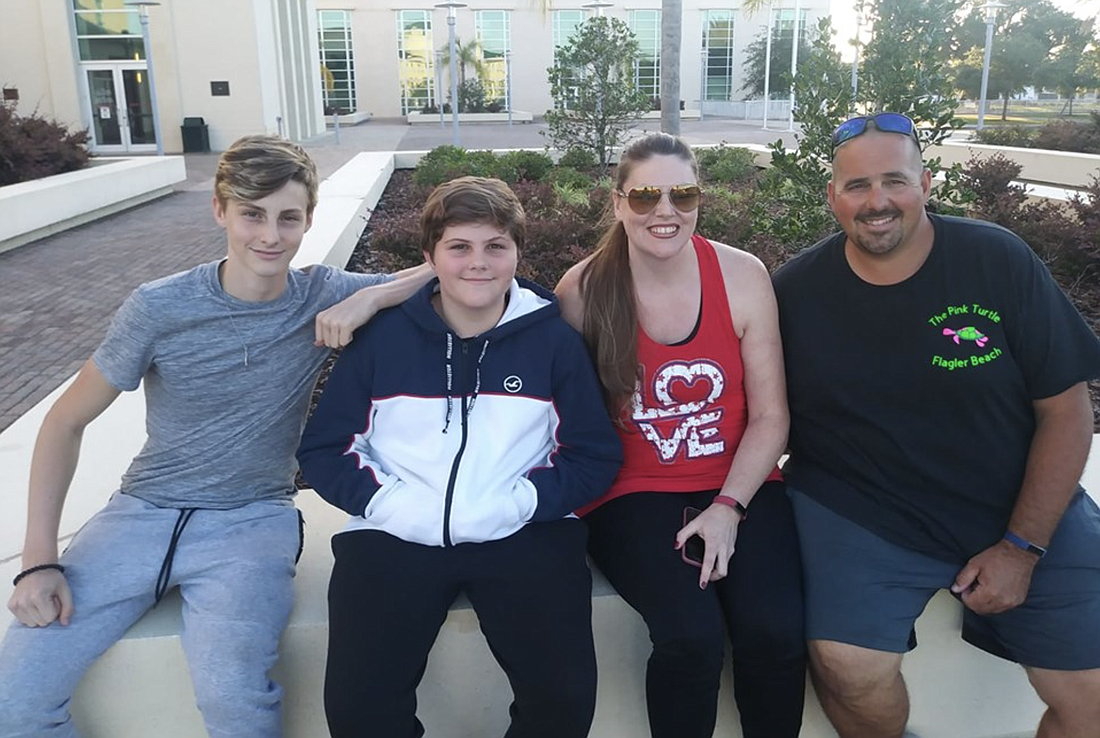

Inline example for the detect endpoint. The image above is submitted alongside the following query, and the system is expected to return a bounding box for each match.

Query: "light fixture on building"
[977,1,1006,131]
[124,0,163,155]
[435,1,467,148]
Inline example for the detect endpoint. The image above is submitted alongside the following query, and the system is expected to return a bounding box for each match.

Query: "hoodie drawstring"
[442,335,490,434]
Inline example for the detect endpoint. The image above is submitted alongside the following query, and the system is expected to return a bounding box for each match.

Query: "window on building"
[552,9,586,59]
[775,8,809,42]
[475,10,510,105]
[396,10,436,115]
[71,0,143,61]
[552,9,587,109]
[318,10,357,114]
[630,10,660,100]
[702,10,735,101]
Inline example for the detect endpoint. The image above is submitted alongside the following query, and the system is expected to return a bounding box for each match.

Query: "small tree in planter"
[544,16,650,172]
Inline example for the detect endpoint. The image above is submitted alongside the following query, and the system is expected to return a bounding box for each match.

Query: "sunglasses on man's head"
[831,112,920,156]
[616,184,703,215]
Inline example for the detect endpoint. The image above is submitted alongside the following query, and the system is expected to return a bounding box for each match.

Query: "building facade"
[0,0,828,154]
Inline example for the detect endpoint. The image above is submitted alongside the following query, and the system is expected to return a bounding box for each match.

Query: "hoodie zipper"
[441,339,471,546]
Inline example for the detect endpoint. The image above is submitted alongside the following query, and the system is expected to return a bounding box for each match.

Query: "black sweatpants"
[324,519,597,738]
[584,482,806,738]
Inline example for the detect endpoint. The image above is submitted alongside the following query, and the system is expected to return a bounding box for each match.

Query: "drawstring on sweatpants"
[154,508,197,605]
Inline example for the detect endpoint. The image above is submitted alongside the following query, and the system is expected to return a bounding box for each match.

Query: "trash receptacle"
[180,117,210,153]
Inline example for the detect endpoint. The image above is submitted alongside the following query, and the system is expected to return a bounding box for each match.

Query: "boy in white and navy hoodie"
[297,176,622,738]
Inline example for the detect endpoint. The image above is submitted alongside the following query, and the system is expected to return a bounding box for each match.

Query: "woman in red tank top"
[556,133,805,738]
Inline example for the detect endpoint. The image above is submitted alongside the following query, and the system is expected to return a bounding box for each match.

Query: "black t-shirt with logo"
[774,214,1100,563]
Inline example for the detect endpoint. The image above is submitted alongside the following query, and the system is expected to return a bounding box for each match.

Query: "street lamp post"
[850,6,863,106]
[582,0,612,17]
[505,50,513,127]
[699,46,707,122]
[762,3,774,129]
[977,1,1005,131]
[436,1,467,147]
[435,50,445,128]
[125,0,162,155]
[787,0,801,132]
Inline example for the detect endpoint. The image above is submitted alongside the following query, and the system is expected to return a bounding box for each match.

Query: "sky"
[829,0,1099,61]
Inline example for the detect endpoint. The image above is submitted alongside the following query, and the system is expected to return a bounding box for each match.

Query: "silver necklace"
[218,296,260,368]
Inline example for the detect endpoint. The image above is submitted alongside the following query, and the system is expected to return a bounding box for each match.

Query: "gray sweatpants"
[0,492,301,738]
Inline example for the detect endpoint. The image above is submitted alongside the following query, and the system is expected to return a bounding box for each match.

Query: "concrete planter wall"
[0,157,186,254]
[406,111,534,125]
[932,138,1100,190]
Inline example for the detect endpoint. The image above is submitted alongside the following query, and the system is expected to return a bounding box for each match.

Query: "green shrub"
[457,79,488,113]
[973,119,1100,155]
[495,150,554,183]
[972,125,1036,148]
[696,145,759,185]
[548,166,592,191]
[412,145,498,188]
[558,147,598,171]
[0,100,90,186]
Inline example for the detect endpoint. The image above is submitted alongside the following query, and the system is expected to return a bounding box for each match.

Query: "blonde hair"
[581,133,698,415]
[214,134,319,214]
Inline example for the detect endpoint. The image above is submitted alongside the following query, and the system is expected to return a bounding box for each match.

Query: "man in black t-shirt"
[773,112,1100,738]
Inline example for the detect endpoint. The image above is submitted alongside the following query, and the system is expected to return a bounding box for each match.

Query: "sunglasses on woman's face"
[616,184,702,215]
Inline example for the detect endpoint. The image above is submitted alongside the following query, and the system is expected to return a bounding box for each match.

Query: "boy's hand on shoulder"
[315,290,378,348]
[8,569,74,627]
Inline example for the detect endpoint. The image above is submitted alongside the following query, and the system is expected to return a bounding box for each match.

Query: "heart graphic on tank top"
[632,360,728,462]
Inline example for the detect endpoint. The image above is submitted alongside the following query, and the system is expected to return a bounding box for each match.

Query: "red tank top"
[579,235,782,515]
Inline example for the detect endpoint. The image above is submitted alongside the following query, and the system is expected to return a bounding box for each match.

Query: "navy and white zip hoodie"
[297,277,623,547]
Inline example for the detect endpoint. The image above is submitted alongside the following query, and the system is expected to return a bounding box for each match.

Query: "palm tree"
[439,37,486,89]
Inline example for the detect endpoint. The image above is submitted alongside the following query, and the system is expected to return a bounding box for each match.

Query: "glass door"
[86,68,123,150]
[83,64,157,153]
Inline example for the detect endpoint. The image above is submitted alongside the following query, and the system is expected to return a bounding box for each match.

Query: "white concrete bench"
[5,376,1093,735]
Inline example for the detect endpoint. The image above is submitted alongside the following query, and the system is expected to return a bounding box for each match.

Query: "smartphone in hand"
[681,506,705,568]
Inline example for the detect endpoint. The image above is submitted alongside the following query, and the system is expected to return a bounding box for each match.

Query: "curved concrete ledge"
[0,157,187,254]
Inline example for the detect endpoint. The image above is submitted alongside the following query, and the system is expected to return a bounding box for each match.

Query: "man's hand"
[8,568,74,627]
[951,539,1038,615]
[315,290,378,348]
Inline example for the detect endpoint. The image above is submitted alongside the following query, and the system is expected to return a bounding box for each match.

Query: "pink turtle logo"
[943,326,988,347]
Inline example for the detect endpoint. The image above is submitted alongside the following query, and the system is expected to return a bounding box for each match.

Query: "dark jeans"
[324,520,597,738]
[585,482,806,738]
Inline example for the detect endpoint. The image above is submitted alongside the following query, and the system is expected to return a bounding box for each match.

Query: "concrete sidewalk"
[0,117,796,432]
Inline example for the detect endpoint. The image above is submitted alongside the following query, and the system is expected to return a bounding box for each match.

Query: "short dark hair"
[420,176,526,254]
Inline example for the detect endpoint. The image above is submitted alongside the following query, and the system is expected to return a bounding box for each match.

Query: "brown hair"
[420,176,526,254]
[580,133,698,415]
[214,134,319,214]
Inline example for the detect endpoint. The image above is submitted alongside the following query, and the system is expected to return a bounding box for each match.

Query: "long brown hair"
[580,133,698,416]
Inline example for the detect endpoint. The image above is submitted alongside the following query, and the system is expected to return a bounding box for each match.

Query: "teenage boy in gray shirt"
[0,134,430,738]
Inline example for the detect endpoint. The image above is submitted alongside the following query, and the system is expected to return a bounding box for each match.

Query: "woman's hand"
[675,502,742,589]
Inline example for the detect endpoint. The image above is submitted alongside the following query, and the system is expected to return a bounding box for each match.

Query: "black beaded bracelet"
[12,563,66,587]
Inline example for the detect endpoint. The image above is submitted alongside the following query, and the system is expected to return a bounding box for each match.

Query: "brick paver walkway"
[0,117,798,432]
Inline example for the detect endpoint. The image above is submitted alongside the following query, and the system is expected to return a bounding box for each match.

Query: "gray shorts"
[790,487,1100,670]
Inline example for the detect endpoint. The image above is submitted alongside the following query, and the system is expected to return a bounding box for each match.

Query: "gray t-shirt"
[92,261,389,509]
